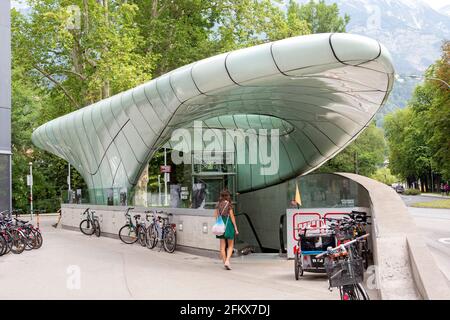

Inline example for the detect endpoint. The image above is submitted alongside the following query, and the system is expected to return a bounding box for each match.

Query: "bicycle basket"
[325,258,364,287]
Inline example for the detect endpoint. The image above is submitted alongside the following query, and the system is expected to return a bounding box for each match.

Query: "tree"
[11,67,86,212]
[370,167,399,186]
[13,0,155,109]
[384,42,449,189]
[318,122,386,177]
[296,0,350,34]
[11,0,353,210]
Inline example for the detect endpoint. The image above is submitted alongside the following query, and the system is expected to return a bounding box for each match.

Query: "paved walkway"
[0,216,340,300]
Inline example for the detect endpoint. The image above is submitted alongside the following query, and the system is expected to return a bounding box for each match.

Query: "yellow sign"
[295,182,302,207]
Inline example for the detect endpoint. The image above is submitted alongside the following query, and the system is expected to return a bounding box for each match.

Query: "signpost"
[163,148,169,206]
[160,165,172,173]
[181,186,189,200]
[27,162,33,220]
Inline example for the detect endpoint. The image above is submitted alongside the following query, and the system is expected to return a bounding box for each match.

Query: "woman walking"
[214,189,239,270]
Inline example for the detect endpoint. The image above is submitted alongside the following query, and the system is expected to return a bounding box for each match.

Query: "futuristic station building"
[32,33,394,208]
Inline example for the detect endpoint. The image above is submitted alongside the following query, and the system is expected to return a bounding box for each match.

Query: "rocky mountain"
[295,0,450,124]
[441,4,450,16]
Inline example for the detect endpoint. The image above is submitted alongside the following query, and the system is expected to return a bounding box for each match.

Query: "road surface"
[0,216,340,300]
[401,195,450,283]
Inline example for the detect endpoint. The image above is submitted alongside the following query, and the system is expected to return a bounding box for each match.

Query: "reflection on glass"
[287,173,369,208]
[0,155,10,212]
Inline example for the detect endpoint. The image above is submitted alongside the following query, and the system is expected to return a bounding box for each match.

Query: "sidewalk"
[0,216,341,300]
[419,193,450,199]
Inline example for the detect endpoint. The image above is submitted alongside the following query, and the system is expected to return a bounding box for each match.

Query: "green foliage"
[384,42,449,184]
[370,167,399,186]
[11,0,351,211]
[318,122,386,177]
[296,0,350,34]
[11,67,86,212]
[404,189,421,196]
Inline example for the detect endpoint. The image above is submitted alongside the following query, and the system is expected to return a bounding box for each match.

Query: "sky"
[10,0,450,10]
[426,0,450,9]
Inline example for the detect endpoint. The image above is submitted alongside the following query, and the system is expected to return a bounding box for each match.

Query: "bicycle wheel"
[24,228,36,251]
[94,219,101,237]
[0,234,7,256]
[341,284,369,300]
[33,229,43,249]
[294,252,303,280]
[163,226,177,253]
[138,226,146,247]
[146,223,158,249]
[119,225,138,244]
[361,241,370,269]
[9,229,26,254]
[355,283,370,300]
[80,219,95,235]
[2,231,12,254]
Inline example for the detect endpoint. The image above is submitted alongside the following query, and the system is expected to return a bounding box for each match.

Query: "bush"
[404,189,421,195]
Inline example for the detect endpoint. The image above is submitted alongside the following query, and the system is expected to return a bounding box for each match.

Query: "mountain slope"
[295,0,450,123]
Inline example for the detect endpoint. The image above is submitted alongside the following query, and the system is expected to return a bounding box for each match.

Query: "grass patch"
[411,199,450,209]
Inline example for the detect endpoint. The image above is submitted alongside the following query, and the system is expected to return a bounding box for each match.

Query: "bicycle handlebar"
[316,233,370,258]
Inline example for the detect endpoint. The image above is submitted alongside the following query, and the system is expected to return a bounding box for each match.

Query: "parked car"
[394,185,405,193]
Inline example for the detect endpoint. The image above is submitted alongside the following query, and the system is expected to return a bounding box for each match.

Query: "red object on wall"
[160,165,171,173]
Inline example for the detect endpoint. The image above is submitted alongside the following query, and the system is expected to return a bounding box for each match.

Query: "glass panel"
[0,108,11,150]
[0,154,11,212]
[287,173,370,209]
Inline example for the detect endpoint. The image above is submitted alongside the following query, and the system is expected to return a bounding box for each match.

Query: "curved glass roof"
[32,33,394,194]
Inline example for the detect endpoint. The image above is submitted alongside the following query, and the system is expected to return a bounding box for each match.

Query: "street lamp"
[68,163,71,203]
[28,162,33,220]
[395,74,450,88]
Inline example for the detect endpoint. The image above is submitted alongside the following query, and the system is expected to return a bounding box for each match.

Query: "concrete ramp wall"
[337,173,450,300]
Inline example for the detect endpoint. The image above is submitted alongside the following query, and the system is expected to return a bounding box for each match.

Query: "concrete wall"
[61,204,219,253]
[337,173,450,300]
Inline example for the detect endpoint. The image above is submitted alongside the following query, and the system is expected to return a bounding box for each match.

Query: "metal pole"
[431,162,434,193]
[9,154,12,219]
[29,162,33,220]
[68,163,71,202]
[398,74,450,88]
[164,148,168,206]
[158,175,161,206]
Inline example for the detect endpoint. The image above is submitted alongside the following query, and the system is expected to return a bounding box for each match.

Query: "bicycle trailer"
[294,225,336,279]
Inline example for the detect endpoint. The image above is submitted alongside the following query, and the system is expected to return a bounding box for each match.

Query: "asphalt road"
[401,195,450,283]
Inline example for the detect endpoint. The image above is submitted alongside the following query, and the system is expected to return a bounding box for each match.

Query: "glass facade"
[32,33,394,206]
[0,154,10,213]
[287,173,370,209]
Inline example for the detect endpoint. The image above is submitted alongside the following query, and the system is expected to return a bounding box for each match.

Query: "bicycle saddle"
[133,214,141,220]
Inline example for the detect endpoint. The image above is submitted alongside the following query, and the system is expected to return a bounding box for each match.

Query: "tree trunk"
[101,0,110,99]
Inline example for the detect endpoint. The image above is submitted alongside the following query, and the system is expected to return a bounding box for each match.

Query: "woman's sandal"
[224,262,232,270]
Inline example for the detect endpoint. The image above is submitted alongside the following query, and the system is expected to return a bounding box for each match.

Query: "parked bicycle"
[118,207,147,245]
[0,210,28,255]
[316,234,371,300]
[325,211,372,269]
[145,210,177,253]
[79,208,101,237]
[14,217,43,250]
